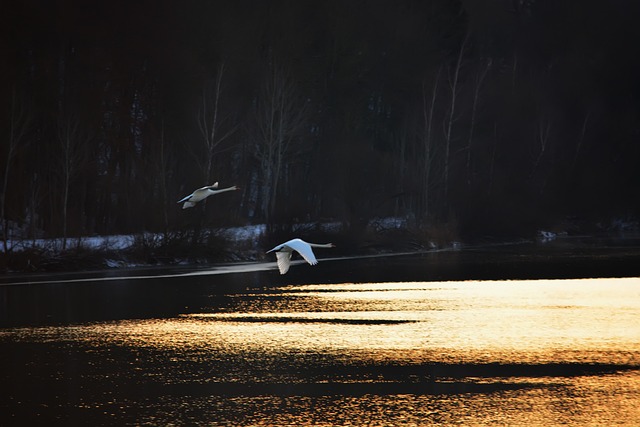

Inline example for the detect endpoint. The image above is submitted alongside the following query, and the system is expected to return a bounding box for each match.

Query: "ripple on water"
[2,278,640,426]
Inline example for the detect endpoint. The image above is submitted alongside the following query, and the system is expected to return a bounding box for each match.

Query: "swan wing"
[287,240,318,266]
[191,188,217,203]
[266,243,284,254]
[182,201,196,209]
[180,183,218,204]
[275,251,292,275]
[196,182,218,191]
[177,194,193,204]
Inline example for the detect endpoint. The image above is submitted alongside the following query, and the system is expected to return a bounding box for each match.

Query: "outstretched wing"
[266,243,284,254]
[177,194,192,204]
[182,201,196,209]
[198,182,218,191]
[275,251,293,275]
[287,240,318,266]
[178,182,218,204]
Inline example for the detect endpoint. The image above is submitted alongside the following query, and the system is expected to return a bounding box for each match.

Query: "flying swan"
[266,238,335,275]
[177,182,239,209]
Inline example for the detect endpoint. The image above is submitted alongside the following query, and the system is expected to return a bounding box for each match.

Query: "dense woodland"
[2,0,640,256]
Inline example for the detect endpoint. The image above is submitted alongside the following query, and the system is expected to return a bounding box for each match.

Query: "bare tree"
[196,62,238,185]
[530,115,552,181]
[465,58,492,184]
[157,121,171,234]
[443,33,468,205]
[571,109,591,174]
[420,68,442,220]
[393,121,408,216]
[253,61,308,223]
[487,122,498,196]
[1,87,32,254]
[27,172,41,244]
[185,62,239,244]
[57,113,87,250]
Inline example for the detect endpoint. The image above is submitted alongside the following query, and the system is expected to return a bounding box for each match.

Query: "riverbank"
[2,218,639,274]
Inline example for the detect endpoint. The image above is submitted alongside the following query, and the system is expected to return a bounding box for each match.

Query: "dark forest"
[2,0,640,259]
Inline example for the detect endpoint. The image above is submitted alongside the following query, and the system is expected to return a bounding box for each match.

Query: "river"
[1,239,640,426]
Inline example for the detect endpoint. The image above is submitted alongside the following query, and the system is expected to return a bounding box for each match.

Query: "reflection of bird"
[177,182,239,209]
[266,238,335,275]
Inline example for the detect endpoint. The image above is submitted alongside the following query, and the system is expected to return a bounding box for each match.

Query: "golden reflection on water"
[139,371,640,427]
[3,277,640,426]
[175,277,640,365]
[7,278,640,365]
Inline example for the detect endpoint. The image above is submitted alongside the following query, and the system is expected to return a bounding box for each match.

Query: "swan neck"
[310,243,332,248]
[215,186,237,193]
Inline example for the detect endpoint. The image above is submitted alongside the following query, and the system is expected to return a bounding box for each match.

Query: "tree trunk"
[62,172,70,251]
[487,122,498,196]
[159,122,170,235]
[571,110,590,174]
[444,33,468,208]
[466,60,491,185]
[254,60,308,224]
[58,115,84,251]
[2,88,31,254]
[421,68,441,220]
[530,117,552,180]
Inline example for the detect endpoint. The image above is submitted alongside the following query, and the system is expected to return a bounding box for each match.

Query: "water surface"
[1,246,640,426]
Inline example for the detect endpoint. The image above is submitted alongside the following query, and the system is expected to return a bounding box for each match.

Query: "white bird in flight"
[266,238,335,274]
[177,182,239,209]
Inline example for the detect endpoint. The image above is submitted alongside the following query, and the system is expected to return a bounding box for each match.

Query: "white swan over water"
[266,238,335,275]
[177,182,239,209]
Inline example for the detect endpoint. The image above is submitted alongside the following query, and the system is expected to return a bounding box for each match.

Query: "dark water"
[1,240,640,426]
